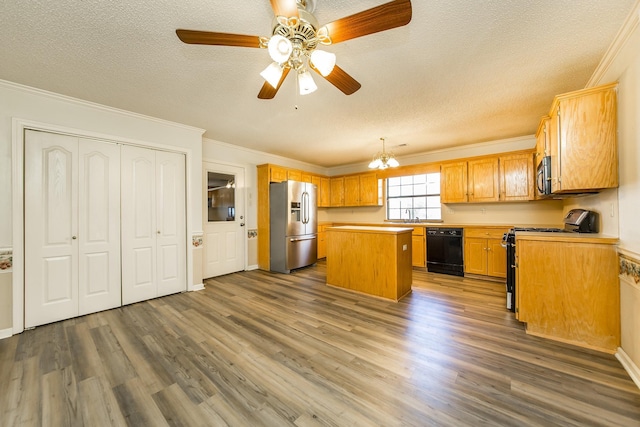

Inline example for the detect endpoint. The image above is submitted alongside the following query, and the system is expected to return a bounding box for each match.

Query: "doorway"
[202,162,246,278]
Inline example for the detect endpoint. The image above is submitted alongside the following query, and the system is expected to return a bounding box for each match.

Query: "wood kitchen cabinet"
[548,82,618,193]
[467,157,499,202]
[499,152,534,201]
[516,234,619,353]
[464,227,508,278]
[343,173,381,207]
[534,117,550,200]
[312,176,330,208]
[317,223,330,259]
[440,161,468,203]
[330,177,345,207]
[411,227,426,267]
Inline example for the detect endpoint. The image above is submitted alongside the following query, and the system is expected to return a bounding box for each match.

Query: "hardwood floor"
[1,262,639,426]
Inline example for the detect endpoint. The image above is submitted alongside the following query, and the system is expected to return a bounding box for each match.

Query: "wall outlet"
[481,208,486,215]
[403,244,408,251]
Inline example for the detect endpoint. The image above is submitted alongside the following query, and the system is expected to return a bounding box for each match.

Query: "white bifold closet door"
[121,145,186,305]
[24,130,121,328]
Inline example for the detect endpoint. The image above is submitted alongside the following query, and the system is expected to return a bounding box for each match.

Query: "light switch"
[403,244,408,251]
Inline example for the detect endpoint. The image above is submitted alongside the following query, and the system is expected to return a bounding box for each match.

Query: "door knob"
[157,230,161,234]
[72,236,77,240]
[240,223,245,227]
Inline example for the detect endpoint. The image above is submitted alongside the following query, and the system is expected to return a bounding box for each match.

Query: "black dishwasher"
[426,228,464,276]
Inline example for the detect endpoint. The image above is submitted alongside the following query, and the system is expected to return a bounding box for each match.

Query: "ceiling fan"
[176,0,412,99]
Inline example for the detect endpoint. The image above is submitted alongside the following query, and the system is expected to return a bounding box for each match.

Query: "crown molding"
[0,79,205,135]
[587,0,640,86]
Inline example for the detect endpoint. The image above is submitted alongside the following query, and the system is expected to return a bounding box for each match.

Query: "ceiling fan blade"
[258,67,291,99]
[312,65,361,95]
[323,0,412,44]
[270,0,299,18]
[176,29,261,48]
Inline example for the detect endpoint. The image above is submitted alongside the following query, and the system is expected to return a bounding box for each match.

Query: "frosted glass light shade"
[310,50,336,76]
[298,71,317,95]
[260,62,283,88]
[387,157,399,167]
[267,35,293,63]
[368,158,382,169]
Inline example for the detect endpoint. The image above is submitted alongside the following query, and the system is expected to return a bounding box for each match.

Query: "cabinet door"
[500,153,534,201]
[330,177,345,206]
[301,173,313,183]
[270,166,288,182]
[486,238,507,278]
[440,162,468,203]
[468,157,499,202]
[320,177,330,207]
[344,175,360,206]
[317,229,327,259]
[359,174,380,206]
[411,235,425,267]
[287,170,302,181]
[557,87,618,192]
[464,237,487,275]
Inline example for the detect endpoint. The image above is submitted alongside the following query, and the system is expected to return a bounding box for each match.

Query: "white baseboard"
[616,347,640,390]
[246,264,259,271]
[0,328,13,340]
[191,283,205,291]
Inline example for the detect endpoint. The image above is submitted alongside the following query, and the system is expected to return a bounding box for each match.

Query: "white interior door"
[78,139,121,315]
[122,146,186,304]
[203,162,245,279]
[121,145,157,304]
[25,131,79,327]
[156,151,186,297]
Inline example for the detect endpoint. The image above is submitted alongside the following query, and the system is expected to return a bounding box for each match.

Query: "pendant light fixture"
[368,137,399,169]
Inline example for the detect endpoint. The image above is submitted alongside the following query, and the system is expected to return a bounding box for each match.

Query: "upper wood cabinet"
[330,177,345,207]
[343,173,381,207]
[287,169,302,181]
[468,157,499,202]
[548,82,618,193]
[270,165,288,183]
[441,152,534,204]
[440,161,468,203]
[312,176,330,207]
[499,153,534,201]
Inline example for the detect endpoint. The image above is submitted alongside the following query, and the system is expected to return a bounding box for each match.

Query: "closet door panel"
[156,151,186,297]
[121,145,157,304]
[78,139,121,315]
[25,130,79,327]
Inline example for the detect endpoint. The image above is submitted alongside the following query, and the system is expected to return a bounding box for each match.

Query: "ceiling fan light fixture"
[298,70,317,95]
[260,62,284,88]
[267,35,293,63]
[310,49,336,76]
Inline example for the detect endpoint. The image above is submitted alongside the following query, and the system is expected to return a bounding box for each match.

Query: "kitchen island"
[325,226,413,301]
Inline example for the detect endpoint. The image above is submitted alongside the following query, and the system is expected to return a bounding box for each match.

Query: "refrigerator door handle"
[302,191,309,224]
[289,236,317,242]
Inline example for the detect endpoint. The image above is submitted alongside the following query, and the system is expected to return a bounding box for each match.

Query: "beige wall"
[0,272,11,333]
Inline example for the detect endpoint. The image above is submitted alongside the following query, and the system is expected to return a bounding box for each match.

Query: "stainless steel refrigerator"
[270,180,318,273]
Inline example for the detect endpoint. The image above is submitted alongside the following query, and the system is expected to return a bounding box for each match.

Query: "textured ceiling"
[1,1,636,167]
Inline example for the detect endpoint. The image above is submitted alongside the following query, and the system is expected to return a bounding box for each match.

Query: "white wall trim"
[1,79,205,135]
[0,328,12,340]
[191,283,205,291]
[246,264,259,271]
[587,0,640,87]
[12,118,196,335]
[616,347,640,390]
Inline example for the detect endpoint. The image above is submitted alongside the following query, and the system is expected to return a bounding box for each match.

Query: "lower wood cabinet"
[317,224,330,259]
[516,235,619,353]
[411,227,425,268]
[464,227,508,278]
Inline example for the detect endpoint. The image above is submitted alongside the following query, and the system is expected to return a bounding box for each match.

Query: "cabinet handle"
[72,236,77,240]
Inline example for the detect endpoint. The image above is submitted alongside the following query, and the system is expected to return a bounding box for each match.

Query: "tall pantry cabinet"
[24,130,187,328]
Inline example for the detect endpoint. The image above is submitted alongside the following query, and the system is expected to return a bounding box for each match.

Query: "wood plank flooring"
[1,262,640,426]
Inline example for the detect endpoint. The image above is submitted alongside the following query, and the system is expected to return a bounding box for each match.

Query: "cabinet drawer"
[411,227,424,236]
[465,228,508,239]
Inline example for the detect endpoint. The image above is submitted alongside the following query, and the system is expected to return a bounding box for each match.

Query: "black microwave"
[536,155,552,196]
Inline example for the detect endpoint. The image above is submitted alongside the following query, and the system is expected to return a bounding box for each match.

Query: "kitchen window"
[387,173,441,221]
